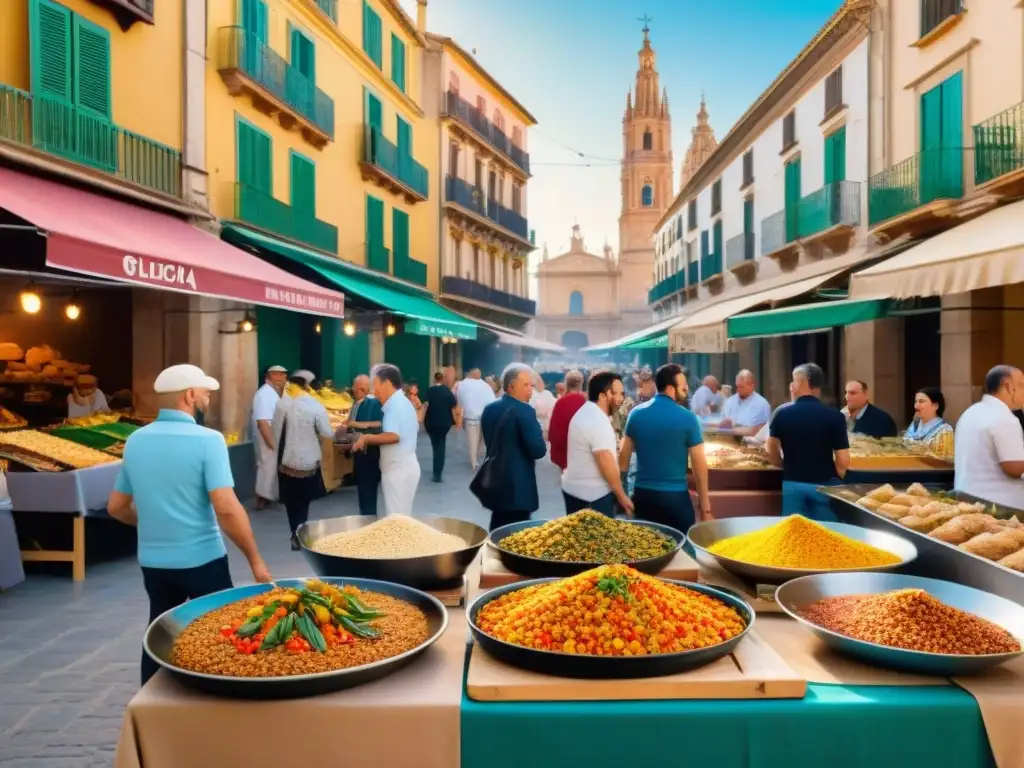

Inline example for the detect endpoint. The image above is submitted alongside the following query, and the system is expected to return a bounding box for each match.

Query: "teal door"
[743,198,754,261]
[241,0,267,75]
[920,72,962,203]
[784,158,801,242]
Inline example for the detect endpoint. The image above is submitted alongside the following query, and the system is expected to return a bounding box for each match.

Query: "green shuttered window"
[391,34,406,92]
[392,208,409,274]
[73,15,111,119]
[920,71,963,201]
[290,151,315,213]
[363,1,382,69]
[396,115,411,157]
[365,195,387,272]
[237,117,272,193]
[784,158,801,242]
[365,89,382,130]
[290,24,316,83]
[242,0,268,40]
[30,0,73,102]
[824,126,846,185]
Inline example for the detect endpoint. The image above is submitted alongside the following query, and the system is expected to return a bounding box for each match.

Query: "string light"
[19,285,41,315]
[343,321,356,337]
[385,323,397,336]
[315,322,322,334]
[64,302,81,321]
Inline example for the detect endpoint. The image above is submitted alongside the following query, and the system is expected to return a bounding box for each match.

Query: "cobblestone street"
[0,431,563,767]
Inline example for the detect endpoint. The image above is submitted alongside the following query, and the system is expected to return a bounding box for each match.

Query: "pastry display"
[0,405,26,430]
[0,430,117,469]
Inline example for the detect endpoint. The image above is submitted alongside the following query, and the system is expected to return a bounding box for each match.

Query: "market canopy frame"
[727,297,892,339]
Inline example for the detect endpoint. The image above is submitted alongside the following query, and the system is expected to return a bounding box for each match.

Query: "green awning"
[223,225,476,340]
[623,333,668,350]
[727,297,891,339]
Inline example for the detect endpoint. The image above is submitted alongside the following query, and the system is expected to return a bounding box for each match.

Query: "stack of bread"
[857,483,1024,572]
[0,344,91,384]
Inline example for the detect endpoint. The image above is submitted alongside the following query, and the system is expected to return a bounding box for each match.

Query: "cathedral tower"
[618,22,673,328]
[680,95,718,189]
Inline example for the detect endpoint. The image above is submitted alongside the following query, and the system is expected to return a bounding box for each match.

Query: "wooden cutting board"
[426,576,467,608]
[479,547,700,590]
[465,629,806,702]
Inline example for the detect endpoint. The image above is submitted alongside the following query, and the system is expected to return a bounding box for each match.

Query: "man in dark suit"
[842,380,898,439]
[475,364,548,532]
[345,374,382,515]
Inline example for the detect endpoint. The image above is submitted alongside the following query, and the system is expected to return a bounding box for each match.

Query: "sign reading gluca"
[405,319,476,340]
[670,325,727,354]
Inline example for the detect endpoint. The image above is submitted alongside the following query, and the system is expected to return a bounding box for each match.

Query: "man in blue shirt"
[619,363,712,533]
[107,364,271,686]
[767,363,851,521]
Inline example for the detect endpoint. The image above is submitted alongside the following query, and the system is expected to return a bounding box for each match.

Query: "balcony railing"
[761,209,789,255]
[797,180,861,238]
[687,260,699,287]
[648,272,684,304]
[235,182,338,253]
[921,0,962,38]
[700,251,722,283]
[313,0,337,22]
[0,85,181,197]
[974,101,1024,186]
[868,148,963,227]
[725,232,756,271]
[441,275,536,315]
[392,251,427,286]
[445,174,530,241]
[364,125,429,199]
[366,242,390,273]
[219,26,334,140]
[443,91,530,175]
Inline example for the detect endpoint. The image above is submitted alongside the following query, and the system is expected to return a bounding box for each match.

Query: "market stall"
[696,433,782,517]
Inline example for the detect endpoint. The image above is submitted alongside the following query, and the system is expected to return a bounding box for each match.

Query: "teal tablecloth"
[462,672,995,768]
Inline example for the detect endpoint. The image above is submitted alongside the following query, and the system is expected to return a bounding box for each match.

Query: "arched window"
[643,129,652,151]
[641,184,654,207]
[568,290,584,316]
[561,330,589,350]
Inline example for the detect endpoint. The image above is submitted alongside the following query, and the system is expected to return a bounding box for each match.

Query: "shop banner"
[404,318,476,340]
[670,324,728,354]
[46,234,345,318]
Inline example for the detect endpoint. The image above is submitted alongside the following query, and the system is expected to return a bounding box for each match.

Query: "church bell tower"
[618,20,673,327]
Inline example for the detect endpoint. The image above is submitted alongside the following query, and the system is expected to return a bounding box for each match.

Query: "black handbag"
[469,407,514,510]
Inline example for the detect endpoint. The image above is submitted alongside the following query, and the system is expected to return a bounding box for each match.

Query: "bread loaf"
[0,343,23,361]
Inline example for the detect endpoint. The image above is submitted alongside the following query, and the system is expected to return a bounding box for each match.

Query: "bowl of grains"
[688,515,917,584]
[299,515,487,589]
[776,572,1024,675]
[488,511,684,578]
[146,577,448,698]
[469,564,753,678]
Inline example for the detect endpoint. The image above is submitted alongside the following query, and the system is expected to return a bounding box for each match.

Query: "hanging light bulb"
[19,285,41,315]
[385,323,397,336]
[315,322,322,334]
[237,310,256,333]
[64,302,81,321]
[343,321,356,337]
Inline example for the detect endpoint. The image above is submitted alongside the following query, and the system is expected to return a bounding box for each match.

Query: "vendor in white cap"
[107,364,271,687]
[67,374,110,419]
[252,365,288,509]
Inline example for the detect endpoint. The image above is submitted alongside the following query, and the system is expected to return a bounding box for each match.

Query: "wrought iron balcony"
[725,232,756,271]
[797,180,861,239]
[362,125,429,202]
[218,26,334,146]
[0,84,181,197]
[234,182,338,253]
[443,90,530,175]
[444,175,531,242]
[868,148,963,228]
[441,275,536,315]
[974,102,1024,188]
[647,272,684,305]
[761,208,793,257]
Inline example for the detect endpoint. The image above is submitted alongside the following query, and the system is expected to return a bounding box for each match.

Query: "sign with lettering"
[670,324,727,354]
[406,318,477,340]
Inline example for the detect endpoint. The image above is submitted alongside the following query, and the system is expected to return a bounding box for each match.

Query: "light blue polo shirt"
[625,394,703,492]
[113,409,233,569]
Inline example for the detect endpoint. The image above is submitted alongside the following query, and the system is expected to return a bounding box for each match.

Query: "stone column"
[941,289,1004,422]
[844,318,906,425]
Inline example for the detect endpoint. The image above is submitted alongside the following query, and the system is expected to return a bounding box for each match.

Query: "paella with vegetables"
[170,579,430,677]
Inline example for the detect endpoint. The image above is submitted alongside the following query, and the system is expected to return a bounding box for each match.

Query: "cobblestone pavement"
[0,429,563,767]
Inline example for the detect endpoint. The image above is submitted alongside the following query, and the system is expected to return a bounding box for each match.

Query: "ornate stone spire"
[680,94,718,189]
[627,20,661,120]
[570,223,584,253]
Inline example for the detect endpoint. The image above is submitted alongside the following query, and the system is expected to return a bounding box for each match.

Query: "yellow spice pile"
[708,515,900,569]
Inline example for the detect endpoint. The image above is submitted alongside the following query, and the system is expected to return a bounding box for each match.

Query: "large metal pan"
[144,577,448,699]
[688,516,917,584]
[776,572,1024,676]
[468,577,753,678]
[298,515,487,590]
[487,518,684,578]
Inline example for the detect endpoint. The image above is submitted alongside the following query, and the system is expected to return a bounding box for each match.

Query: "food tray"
[298,515,487,590]
[487,519,684,578]
[687,516,918,584]
[144,577,448,699]
[775,572,1024,676]
[0,448,69,472]
[468,577,755,679]
[479,546,699,589]
[820,484,1024,605]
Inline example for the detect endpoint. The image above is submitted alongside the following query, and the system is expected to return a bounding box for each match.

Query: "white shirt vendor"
[561,401,618,502]
[690,385,723,417]
[954,395,1024,508]
[67,374,109,419]
[251,365,288,503]
[379,388,421,516]
[722,391,771,429]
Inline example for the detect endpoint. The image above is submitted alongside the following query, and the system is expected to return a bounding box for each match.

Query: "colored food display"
[496,510,676,563]
[0,405,26,430]
[170,580,429,677]
[704,442,773,469]
[856,484,1024,571]
[707,515,901,570]
[66,412,122,428]
[0,429,117,468]
[475,565,746,656]
[311,515,468,559]
[848,435,953,464]
[798,588,1021,656]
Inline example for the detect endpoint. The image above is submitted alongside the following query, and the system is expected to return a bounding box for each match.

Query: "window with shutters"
[782,111,796,151]
[362,0,382,69]
[824,126,846,185]
[392,208,410,276]
[742,149,754,188]
[289,151,316,214]
[512,181,522,213]
[391,34,406,92]
[448,142,459,177]
[289,24,316,84]
[512,126,522,147]
[493,110,505,134]
[687,200,697,231]
[920,0,963,39]
[825,67,843,117]
[711,179,722,216]
[236,116,272,193]
[448,71,459,95]
[365,194,388,272]
[396,116,412,158]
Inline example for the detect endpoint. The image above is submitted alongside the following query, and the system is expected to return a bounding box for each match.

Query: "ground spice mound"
[497,510,676,562]
[799,589,1021,655]
[312,515,466,559]
[171,591,429,677]
[476,564,745,656]
[708,515,900,569]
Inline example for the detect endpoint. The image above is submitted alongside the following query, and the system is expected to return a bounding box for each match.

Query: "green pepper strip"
[296,613,328,653]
